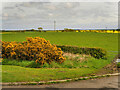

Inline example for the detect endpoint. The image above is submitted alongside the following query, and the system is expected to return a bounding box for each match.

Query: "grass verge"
[2,56,110,69]
[1,65,105,82]
[2,56,112,82]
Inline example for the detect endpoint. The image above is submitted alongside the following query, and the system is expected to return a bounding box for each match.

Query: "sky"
[1,0,119,30]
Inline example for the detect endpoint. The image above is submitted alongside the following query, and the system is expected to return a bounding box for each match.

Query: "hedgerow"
[2,37,66,65]
[56,45,107,59]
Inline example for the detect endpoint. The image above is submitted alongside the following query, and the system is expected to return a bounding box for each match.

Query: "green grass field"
[1,32,118,51]
[1,32,118,60]
[2,65,94,82]
[1,31,118,82]
[2,57,112,82]
[2,62,107,83]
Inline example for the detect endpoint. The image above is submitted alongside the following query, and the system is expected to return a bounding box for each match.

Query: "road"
[2,76,119,89]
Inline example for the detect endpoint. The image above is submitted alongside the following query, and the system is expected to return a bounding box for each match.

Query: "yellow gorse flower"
[2,37,66,65]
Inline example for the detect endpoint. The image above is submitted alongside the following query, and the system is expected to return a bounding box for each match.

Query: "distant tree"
[64,28,68,30]
[64,28,74,32]
[31,29,35,31]
[61,30,64,32]
[117,29,120,31]
[38,27,43,32]
[2,30,5,32]
[64,28,69,32]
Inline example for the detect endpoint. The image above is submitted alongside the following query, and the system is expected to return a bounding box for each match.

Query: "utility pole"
[54,20,56,31]
[106,27,107,30]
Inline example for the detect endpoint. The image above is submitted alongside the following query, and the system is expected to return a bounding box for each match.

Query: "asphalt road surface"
[2,76,120,89]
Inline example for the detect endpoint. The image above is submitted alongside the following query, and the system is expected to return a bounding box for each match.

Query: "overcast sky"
[1,1,118,30]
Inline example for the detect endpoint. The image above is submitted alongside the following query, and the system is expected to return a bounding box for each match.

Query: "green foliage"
[49,61,61,68]
[42,62,49,68]
[31,29,35,31]
[57,45,107,59]
[117,62,120,68]
[2,56,109,69]
[62,60,74,68]
[38,27,43,31]
[2,59,35,67]
[27,61,41,68]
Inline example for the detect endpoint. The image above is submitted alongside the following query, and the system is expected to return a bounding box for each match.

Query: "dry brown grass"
[63,52,91,63]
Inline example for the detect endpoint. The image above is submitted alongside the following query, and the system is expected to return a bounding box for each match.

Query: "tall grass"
[2,57,109,69]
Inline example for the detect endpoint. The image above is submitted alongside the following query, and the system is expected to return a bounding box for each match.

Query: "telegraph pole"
[54,20,56,31]
[106,27,107,30]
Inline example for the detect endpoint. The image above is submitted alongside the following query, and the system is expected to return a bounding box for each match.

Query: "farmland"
[1,31,119,82]
[1,31,118,59]
[1,32,118,52]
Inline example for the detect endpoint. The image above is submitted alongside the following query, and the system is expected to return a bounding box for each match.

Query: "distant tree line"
[1,27,120,33]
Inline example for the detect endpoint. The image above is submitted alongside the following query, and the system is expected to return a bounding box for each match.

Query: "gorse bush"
[56,45,107,59]
[2,37,66,65]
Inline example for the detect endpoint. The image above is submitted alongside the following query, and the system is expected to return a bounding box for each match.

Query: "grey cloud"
[4,7,15,9]
[2,2,118,30]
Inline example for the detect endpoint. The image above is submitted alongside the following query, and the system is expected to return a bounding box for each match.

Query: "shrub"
[56,45,107,59]
[49,61,61,68]
[2,37,66,65]
[117,62,120,68]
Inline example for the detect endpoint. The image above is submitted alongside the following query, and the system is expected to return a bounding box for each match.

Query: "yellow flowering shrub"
[2,37,65,65]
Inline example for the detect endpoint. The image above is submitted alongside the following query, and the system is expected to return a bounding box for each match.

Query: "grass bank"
[2,56,112,82]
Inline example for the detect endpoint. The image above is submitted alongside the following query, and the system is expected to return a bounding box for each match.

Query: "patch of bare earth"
[63,52,91,63]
